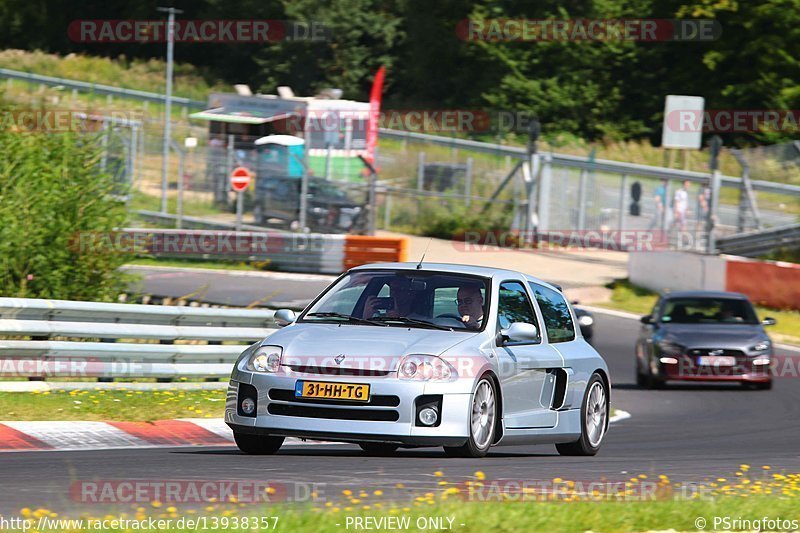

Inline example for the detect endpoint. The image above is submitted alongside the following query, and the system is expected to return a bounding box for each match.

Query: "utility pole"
[525,119,541,245]
[299,111,311,231]
[157,6,183,214]
[706,135,723,254]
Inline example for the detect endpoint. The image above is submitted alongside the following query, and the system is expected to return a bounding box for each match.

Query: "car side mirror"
[500,322,539,344]
[640,315,654,325]
[274,309,297,327]
[762,317,777,326]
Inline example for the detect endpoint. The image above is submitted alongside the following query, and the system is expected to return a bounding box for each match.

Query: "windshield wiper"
[370,316,453,331]
[304,312,386,326]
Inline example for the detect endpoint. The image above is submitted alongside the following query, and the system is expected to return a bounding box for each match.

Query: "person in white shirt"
[673,180,690,232]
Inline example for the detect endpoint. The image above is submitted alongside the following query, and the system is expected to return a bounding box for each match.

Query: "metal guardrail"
[125,217,407,274]
[0,298,277,379]
[717,223,800,257]
[0,297,275,326]
[0,68,206,109]
[135,210,267,232]
[122,226,348,274]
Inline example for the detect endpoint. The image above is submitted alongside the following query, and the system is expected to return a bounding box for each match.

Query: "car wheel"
[643,357,666,389]
[233,432,284,455]
[556,373,608,456]
[647,372,666,389]
[358,443,399,456]
[746,381,772,391]
[635,360,648,387]
[443,377,496,458]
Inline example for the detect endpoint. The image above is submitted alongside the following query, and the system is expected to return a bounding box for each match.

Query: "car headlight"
[397,355,457,381]
[578,315,594,327]
[657,340,684,356]
[750,341,771,352]
[247,345,282,373]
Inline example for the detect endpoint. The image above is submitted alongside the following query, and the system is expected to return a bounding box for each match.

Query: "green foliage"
[0,103,133,300]
[417,201,512,240]
[0,49,223,101]
[2,1,800,144]
[255,0,404,99]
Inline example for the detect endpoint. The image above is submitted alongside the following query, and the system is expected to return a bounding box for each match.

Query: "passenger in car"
[363,277,419,318]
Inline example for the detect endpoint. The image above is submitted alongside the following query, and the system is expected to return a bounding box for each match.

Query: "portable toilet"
[254,134,305,179]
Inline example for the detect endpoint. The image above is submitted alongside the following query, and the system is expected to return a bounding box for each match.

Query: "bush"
[417,202,512,241]
[0,108,133,300]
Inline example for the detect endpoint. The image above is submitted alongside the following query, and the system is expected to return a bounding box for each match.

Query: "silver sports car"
[226,263,611,458]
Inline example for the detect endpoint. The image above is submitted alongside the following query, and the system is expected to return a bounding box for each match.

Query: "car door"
[495,280,561,429]
[529,282,592,409]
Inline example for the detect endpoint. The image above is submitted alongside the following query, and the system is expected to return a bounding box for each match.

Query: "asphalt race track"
[1,313,799,514]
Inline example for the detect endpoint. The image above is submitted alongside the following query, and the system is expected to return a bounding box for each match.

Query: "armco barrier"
[0,297,277,379]
[108,229,407,274]
[716,223,800,258]
[629,251,800,310]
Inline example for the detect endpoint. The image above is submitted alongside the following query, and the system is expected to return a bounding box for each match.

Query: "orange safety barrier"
[725,257,800,310]
[343,236,408,270]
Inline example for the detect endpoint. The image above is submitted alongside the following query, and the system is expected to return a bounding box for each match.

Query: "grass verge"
[128,190,228,219]
[597,279,800,345]
[0,389,225,421]
[16,494,800,532]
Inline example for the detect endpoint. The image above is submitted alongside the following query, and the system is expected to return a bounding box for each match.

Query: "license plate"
[294,380,370,401]
[697,355,736,367]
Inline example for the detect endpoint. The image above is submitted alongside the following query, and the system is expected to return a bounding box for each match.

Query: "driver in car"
[457,284,484,330]
[363,277,418,318]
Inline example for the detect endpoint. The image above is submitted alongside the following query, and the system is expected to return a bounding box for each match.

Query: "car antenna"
[416,239,432,270]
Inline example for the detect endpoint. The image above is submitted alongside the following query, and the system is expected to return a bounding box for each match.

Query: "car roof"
[349,262,562,291]
[661,290,750,300]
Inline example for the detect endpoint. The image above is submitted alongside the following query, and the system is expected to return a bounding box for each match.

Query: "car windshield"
[301,270,490,331]
[661,298,759,325]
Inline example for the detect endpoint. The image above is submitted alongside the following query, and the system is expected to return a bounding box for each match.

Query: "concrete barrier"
[629,251,726,293]
[629,251,800,310]
[113,229,407,274]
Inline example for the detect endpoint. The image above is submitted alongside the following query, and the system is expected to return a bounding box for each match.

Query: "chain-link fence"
[20,87,793,249]
[375,130,800,251]
[4,70,799,251]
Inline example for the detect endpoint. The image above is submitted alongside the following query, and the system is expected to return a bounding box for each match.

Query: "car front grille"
[678,348,762,376]
[266,388,401,422]
[267,403,400,422]
[268,388,400,407]
[285,365,393,377]
[688,349,745,358]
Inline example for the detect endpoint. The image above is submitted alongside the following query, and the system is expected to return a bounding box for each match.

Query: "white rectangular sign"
[661,95,705,149]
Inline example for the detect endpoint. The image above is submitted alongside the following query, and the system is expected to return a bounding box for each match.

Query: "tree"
[253,0,404,99]
[0,104,133,300]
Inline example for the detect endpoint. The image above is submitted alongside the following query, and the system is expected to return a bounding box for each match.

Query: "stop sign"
[230,167,251,192]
